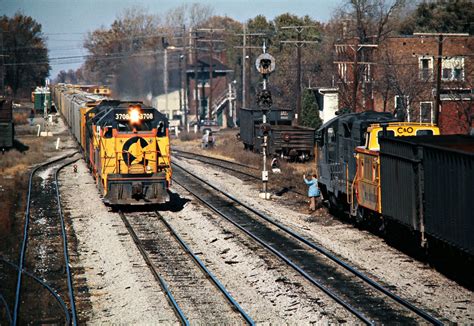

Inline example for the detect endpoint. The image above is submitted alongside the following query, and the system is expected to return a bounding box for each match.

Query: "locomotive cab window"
[104,126,113,138]
[157,121,166,136]
[377,130,395,139]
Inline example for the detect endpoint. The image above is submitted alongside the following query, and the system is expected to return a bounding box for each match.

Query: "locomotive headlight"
[130,108,140,124]
[146,165,152,172]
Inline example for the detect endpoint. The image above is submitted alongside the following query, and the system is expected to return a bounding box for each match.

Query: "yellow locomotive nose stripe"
[128,141,144,163]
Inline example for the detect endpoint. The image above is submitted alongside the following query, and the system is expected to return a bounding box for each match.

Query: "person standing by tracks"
[29,108,35,126]
[303,173,320,212]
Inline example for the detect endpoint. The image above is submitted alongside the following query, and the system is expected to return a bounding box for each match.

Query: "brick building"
[186,55,234,126]
[335,35,473,134]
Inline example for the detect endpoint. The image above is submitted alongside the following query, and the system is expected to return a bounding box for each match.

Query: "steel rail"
[172,164,372,325]
[55,159,80,326]
[174,153,258,180]
[158,214,255,326]
[172,150,305,196]
[13,153,77,326]
[1,256,70,325]
[173,162,443,325]
[0,293,12,325]
[118,212,189,326]
[172,149,258,170]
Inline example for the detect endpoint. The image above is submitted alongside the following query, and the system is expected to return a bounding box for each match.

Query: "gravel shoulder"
[172,155,473,324]
[161,186,356,324]
[59,160,178,324]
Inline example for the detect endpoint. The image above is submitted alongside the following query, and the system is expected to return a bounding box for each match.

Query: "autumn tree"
[331,0,406,112]
[0,13,50,96]
[82,5,215,99]
[55,69,79,84]
[399,1,474,35]
[244,14,322,112]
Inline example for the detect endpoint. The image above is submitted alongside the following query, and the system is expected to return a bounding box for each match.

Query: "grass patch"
[178,131,201,142]
[13,112,29,125]
[172,129,316,195]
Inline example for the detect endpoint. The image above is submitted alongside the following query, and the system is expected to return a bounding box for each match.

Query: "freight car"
[0,97,14,151]
[53,84,171,205]
[239,107,315,161]
[379,135,473,256]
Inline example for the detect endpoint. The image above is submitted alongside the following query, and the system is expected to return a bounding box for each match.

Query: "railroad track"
[172,149,304,196]
[11,153,79,325]
[172,161,444,325]
[118,210,254,325]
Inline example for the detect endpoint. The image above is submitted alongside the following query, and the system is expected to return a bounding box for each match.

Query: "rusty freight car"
[239,107,315,161]
[0,98,14,151]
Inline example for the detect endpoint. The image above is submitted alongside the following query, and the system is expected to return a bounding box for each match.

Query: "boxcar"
[379,135,474,255]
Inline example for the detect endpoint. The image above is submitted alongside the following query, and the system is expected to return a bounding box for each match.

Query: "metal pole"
[208,31,213,121]
[247,41,251,109]
[178,54,183,122]
[242,24,247,109]
[296,31,302,125]
[434,34,443,125]
[164,47,168,114]
[193,29,199,126]
[262,113,268,196]
[183,25,188,129]
[0,31,4,97]
[352,44,359,113]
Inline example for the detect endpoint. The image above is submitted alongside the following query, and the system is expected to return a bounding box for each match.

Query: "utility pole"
[413,32,469,125]
[209,34,213,121]
[193,29,200,126]
[242,24,246,109]
[196,28,224,121]
[235,30,266,109]
[181,26,188,130]
[164,46,169,113]
[178,53,183,121]
[0,31,4,97]
[334,43,378,112]
[280,26,319,125]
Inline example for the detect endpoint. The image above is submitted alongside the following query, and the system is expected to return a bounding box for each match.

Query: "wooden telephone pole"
[280,26,319,125]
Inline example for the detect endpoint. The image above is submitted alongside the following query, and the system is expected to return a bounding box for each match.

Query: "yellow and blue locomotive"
[53,84,172,205]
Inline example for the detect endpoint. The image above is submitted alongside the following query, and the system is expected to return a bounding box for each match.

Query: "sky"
[1,0,344,79]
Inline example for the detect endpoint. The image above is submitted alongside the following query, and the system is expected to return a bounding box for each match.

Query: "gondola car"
[379,135,473,256]
[239,107,315,161]
[0,98,13,152]
[53,84,171,205]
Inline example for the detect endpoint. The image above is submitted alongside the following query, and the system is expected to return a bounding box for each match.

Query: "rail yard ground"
[1,117,473,324]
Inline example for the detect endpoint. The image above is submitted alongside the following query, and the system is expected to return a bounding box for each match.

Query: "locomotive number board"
[114,109,155,121]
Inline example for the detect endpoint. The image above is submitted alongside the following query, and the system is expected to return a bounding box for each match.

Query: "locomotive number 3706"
[115,112,154,121]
